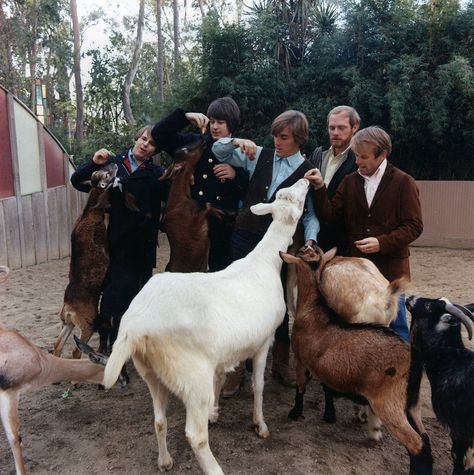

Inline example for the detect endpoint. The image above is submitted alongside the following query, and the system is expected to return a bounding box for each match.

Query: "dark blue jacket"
[151,108,248,211]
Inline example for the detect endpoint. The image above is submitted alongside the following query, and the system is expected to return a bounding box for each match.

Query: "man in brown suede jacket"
[305,126,423,341]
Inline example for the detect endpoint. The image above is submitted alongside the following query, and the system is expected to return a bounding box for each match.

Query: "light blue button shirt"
[212,138,320,242]
[128,149,140,172]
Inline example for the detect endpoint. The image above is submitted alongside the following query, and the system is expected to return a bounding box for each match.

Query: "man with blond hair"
[212,110,320,395]
[306,126,423,341]
[309,105,360,253]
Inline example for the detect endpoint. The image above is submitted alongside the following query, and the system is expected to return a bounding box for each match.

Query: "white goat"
[103,178,310,475]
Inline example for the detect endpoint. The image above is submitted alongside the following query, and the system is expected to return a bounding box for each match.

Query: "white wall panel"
[13,102,42,195]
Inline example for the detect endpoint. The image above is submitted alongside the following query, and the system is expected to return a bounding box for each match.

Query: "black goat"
[406,296,474,475]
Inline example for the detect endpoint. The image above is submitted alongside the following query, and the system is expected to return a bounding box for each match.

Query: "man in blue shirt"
[213,110,319,396]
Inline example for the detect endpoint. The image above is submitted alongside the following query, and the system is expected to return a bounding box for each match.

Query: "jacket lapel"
[370,163,394,210]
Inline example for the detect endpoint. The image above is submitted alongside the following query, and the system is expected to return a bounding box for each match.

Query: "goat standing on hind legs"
[53,163,117,358]
[281,246,433,475]
[102,179,310,475]
[159,140,227,272]
[151,98,249,272]
[70,125,167,359]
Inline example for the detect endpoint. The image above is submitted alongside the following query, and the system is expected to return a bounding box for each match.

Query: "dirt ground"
[1,236,473,475]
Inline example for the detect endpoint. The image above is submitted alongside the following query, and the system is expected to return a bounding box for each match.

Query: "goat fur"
[159,140,225,272]
[53,164,117,358]
[281,247,433,475]
[102,178,310,475]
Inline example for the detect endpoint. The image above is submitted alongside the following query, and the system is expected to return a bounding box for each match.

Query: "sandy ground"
[0,236,473,475]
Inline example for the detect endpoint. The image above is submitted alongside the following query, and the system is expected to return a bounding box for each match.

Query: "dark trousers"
[231,230,290,344]
[208,216,233,272]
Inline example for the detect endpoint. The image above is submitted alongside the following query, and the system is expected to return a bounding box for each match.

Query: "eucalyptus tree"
[123,0,146,124]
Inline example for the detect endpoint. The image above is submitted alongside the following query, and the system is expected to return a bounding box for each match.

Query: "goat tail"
[103,334,134,388]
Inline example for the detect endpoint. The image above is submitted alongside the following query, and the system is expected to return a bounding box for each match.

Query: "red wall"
[0,88,14,198]
[44,129,65,188]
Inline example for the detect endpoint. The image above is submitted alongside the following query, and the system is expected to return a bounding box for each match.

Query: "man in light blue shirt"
[212,110,319,396]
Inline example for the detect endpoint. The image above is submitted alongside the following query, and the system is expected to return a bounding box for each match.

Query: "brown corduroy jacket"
[312,162,423,281]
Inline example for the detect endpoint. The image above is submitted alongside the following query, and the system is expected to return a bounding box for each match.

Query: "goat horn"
[453,303,474,324]
[445,302,473,340]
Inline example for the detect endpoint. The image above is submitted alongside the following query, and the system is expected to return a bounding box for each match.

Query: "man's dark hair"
[206,97,240,133]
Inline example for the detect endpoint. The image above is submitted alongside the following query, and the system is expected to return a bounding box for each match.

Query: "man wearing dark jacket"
[306,126,423,342]
[151,97,249,271]
[309,105,360,254]
[71,125,166,352]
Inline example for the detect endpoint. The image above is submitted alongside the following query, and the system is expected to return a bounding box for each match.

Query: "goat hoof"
[158,455,174,472]
[368,429,383,444]
[255,423,270,439]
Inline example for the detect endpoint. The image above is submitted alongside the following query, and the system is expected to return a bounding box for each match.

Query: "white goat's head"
[250,178,309,224]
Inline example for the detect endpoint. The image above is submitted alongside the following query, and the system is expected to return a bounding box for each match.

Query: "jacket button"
[216,196,221,201]
[366,228,370,233]
[208,158,213,163]
[198,191,204,196]
[203,174,208,179]
[368,213,371,218]
[265,186,269,189]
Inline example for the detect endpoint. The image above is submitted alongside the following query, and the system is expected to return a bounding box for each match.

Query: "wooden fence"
[0,85,86,270]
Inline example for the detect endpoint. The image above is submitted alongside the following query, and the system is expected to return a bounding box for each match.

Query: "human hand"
[213,163,236,182]
[304,168,324,190]
[232,138,258,160]
[92,148,113,165]
[185,112,209,134]
[354,237,380,254]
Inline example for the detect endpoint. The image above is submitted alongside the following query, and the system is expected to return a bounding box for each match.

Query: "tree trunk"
[29,0,39,111]
[156,0,164,102]
[197,0,205,18]
[0,0,15,93]
[123,0,145,125]
[70,0,83,144]
[173,0,180,72]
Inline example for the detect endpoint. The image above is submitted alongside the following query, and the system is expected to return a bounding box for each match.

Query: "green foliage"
[2,0,472,178]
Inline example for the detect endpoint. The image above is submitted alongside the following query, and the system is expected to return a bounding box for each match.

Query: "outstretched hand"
[232,138,258,161]
[304,168,325,190]
[185,112,209,134]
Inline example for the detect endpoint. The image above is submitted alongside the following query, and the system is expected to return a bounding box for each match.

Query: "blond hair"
[327,106,361,128]
[351,126,392,157]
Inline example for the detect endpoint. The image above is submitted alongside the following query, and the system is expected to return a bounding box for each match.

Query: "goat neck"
[164,164,194,208]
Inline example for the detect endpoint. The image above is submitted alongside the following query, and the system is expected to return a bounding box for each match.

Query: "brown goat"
[159,140,224,272]
[281,247,433,475]
[53,164,117,358]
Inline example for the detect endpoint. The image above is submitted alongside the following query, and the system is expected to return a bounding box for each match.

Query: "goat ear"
[251,202,273,216]
[323,247,337,262]
[159,163,182,181]
[280,251,299,264]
